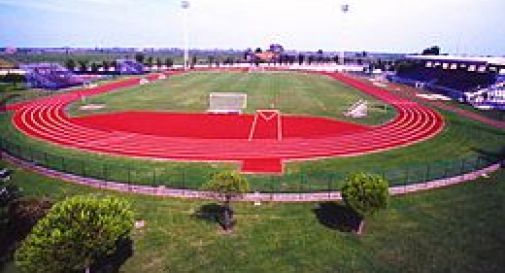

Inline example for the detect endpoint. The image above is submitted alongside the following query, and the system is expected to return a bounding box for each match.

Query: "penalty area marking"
[248,109,282,141]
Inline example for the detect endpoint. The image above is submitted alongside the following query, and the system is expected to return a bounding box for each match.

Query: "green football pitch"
[69,71,396,125]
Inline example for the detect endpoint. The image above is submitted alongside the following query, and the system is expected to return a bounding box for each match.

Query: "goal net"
[248,109,282,141]
[208,92,247,114]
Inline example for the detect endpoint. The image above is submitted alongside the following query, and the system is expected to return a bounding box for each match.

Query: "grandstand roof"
[406,55,505,66]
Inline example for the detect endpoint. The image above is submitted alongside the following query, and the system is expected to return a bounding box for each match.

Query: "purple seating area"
[116,60,145,75]
[22,63,84,90]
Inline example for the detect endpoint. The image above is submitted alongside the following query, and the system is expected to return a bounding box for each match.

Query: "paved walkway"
[2,152,501,202]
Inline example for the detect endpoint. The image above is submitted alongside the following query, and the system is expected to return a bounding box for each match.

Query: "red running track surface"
[8,70,445,174]
[72,112,368,139]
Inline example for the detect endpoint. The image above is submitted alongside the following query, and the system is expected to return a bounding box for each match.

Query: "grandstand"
[116,59,145,75]
[22,63,84,90]
[465,84,505,110]
[389,55,505,107]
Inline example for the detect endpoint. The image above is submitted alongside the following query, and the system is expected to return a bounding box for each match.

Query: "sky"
[0,0,504,56]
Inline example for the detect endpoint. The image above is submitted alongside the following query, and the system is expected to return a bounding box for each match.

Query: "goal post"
[208,92,247,114]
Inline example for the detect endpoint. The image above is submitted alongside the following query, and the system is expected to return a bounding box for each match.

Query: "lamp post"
[340,3,349,67]
[181,1,190,70]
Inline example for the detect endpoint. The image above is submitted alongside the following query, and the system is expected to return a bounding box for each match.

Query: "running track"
[7,70,445,173]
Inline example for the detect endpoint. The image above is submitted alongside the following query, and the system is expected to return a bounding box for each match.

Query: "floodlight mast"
[340,3,349,66]
[181,1,190,70]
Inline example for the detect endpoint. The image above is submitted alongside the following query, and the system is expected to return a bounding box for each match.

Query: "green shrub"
[341,172,389,217]
[202,171,249,230]
[15,195,134,273]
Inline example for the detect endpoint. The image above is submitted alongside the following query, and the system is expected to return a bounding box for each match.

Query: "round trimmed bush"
[341,172,389,217]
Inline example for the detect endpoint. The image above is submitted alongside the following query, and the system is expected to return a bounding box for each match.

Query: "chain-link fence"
[1,135,502,193]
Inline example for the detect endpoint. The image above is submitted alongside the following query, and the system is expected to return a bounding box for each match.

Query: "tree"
[165,57,173,67]
[146,56,154,67]
[90,62,99,73]
[202,171,249,231]
[333,55,339,64]
[298,53,305,65]
[316,49,323,63]
[65,59,76,71]
[308,55,314,65]
[102,60,110,72]
[190,55,197,69]
[3,73,25,87]
[78,60,88,72]
[422,46,440,55]
[134,52,145,64]
[156,57,162,68]
[15,195,134,273]
[1,176,21,232]
[208,55,215,67]
[243,48,252,61]
[341,172,389,233]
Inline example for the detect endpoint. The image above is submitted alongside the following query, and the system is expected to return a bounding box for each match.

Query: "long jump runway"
[8,70,445,174]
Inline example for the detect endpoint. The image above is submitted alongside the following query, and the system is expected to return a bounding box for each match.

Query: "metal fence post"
[81,160,86,176]
[327,174,331,195]
[16,144,22,159]
[127,166,132,191]
[460,158,466,175]
[60,156,64,171]
[29,147,34,162]
[425,164,431,182]
[405,166,409,186]
[474,156,479,170]
[102,163,107,180]
[43,152,48,167]
[181,169,186,189]
[152,169,157,186]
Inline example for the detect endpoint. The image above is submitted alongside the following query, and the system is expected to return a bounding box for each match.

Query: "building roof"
[406,55,505,66]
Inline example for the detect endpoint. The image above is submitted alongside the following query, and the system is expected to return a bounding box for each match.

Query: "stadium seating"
[116,59,145,75]
[22,63,84,90]
[391,62,498,101]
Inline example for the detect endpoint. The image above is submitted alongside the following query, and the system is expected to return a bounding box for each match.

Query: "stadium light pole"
[340,3,350,67]
[181,1,190,70]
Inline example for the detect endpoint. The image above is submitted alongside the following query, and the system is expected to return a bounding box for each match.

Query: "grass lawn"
[0,84,45,105]
[69,72,396,126]
[442,99,505,122]
[0,159,504,273]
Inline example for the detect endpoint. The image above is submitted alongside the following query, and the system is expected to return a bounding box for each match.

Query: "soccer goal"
[208,92,247,114]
